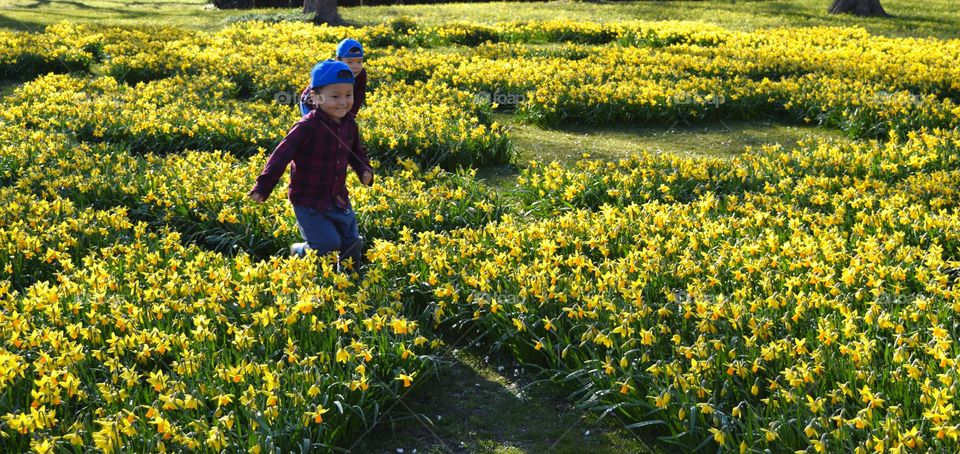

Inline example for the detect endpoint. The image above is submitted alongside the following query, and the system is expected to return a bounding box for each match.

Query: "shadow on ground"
[348,350,660,454]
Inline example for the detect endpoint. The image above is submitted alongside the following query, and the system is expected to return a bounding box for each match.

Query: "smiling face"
[339,57,363,76]
[314,82,354,119]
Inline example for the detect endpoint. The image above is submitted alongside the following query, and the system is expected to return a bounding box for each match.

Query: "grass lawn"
[1,0,959,39]
[344,0,960,39]
[473,114,850,189]
[500,114,850,163]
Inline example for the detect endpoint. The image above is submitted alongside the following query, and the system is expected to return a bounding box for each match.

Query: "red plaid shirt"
[252,110,373,210]
[300,67,367,117]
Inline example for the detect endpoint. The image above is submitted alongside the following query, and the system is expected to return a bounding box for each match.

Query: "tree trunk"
[211,0,252,9]
[304,0,343,25]
[828,0,890,17]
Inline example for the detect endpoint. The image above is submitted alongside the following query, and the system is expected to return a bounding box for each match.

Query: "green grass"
[344,0,960,39]
[503,115,849,162]
[475,114,849,190]
[350,349,660,454]
[1,0,960,39]
[0,0,221,31]
[0,81,17,98]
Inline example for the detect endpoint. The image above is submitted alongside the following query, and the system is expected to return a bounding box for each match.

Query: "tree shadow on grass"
[0,13,48,32]
[19,0,93,9]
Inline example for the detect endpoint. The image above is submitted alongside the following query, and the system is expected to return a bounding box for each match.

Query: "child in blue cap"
[250,59,374,272]
[300,38,367,117]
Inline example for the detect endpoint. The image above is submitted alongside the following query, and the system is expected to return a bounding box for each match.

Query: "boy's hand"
[248,190,266,203]
[361,171,373,186]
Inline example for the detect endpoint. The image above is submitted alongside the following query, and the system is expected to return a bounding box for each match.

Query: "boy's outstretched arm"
[348,121,374,186]
[249,120,309,200]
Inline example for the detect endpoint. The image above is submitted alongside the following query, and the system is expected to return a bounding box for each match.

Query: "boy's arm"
[351,70,366,116]
[298,86,313,116]
[251,120,309,198]
[348,120,374,186]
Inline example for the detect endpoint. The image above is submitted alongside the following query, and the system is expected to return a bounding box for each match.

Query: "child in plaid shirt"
[249,59,374,271]
[299,38,367,117]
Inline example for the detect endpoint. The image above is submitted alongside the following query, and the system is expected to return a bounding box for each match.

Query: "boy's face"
[339,57,363,76]
[314,83,354,119]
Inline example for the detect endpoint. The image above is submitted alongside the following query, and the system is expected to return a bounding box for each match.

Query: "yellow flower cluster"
[377,129,960,451]
[0,22,98,79]
[90,19,731,81]
[4,16,960,452]
[779,74,960,138]
[0,124,501,258]
[362,80,511,167]
[0,224,437,451]
[0,187,133,289]
[520,129,960,214]
[17,18,958,143]
[4,73,289,155]
[394,19,730,47]
[4,70,508,167]
[126,150,504,254]
[423,31,959,134]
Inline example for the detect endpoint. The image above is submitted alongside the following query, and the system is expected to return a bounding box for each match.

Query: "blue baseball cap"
[336,38,364,59]
[310,59,355,89]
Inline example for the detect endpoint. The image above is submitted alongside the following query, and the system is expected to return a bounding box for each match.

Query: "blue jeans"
[291,205,363,269]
